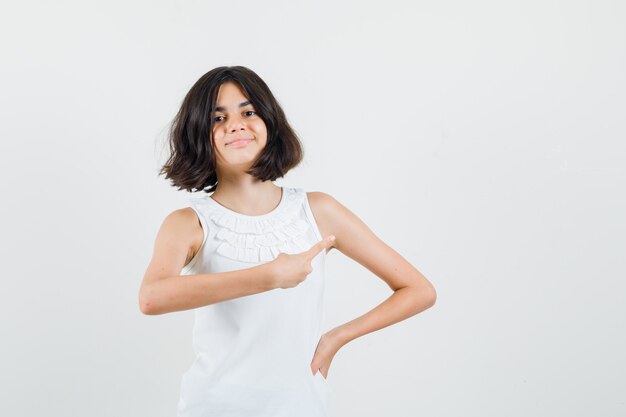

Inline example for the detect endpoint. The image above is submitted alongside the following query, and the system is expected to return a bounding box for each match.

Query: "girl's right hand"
[269,235,335,289]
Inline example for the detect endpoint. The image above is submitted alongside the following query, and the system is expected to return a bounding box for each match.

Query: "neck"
[211,174,282,216]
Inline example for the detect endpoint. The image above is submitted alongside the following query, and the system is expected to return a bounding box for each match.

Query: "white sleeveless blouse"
[177,186,332,417]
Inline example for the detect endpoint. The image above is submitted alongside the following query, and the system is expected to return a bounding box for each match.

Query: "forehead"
[213,82,252,109]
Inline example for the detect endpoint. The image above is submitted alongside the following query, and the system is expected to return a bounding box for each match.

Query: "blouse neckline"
[188,186,311,263]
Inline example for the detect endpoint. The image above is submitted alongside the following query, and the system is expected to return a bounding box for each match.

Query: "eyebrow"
[212,100,252,113]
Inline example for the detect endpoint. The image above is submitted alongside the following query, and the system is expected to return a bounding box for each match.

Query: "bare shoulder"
[306,191,353,222]
[306,191,337,212]
[164,207,202,232]
[306,191,337,220]
[306,191,363,252]
[160,207,204,258]
[306,190,358,215]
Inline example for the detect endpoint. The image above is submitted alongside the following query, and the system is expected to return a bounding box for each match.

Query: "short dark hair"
[160,66,303,193]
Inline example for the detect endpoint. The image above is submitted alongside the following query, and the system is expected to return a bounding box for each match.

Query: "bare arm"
[308,192,437,348]
[138,208,276,315]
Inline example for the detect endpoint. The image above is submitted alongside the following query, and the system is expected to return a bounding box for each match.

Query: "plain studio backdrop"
[1,1,624,416]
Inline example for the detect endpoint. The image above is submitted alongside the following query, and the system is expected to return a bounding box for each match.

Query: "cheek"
[254,121,268,137]
[257,128,268,145]
[211,130,224,145]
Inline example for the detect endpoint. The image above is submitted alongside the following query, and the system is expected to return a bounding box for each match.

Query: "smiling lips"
[226,137,254,147]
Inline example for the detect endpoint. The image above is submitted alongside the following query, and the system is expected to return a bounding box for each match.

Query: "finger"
[314,235,335,256]
[305,235,335,259]
[310,362,323,376]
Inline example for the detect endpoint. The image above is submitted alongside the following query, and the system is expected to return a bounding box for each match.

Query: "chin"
[227,155,261,167]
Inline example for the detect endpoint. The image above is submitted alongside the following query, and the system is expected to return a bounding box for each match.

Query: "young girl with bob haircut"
[139,65,436,417]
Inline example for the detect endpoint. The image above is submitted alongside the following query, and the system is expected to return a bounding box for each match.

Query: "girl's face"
[210,81,268,172]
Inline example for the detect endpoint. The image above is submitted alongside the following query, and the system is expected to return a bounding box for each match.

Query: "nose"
[226,114,246,132]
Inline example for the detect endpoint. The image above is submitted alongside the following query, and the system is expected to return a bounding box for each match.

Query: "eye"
[212,111,256,123]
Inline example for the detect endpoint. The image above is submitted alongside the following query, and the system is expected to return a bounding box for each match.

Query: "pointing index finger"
[307,235,335,259]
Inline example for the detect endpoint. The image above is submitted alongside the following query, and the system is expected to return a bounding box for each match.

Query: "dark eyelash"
[212,110,256,122]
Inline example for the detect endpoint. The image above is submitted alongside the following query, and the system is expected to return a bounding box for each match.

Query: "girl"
[139,66,436,417]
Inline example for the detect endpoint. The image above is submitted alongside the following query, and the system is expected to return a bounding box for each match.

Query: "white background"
[1,1,624,416]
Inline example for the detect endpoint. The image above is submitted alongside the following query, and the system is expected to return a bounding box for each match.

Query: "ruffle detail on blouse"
[193,187,311,263]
